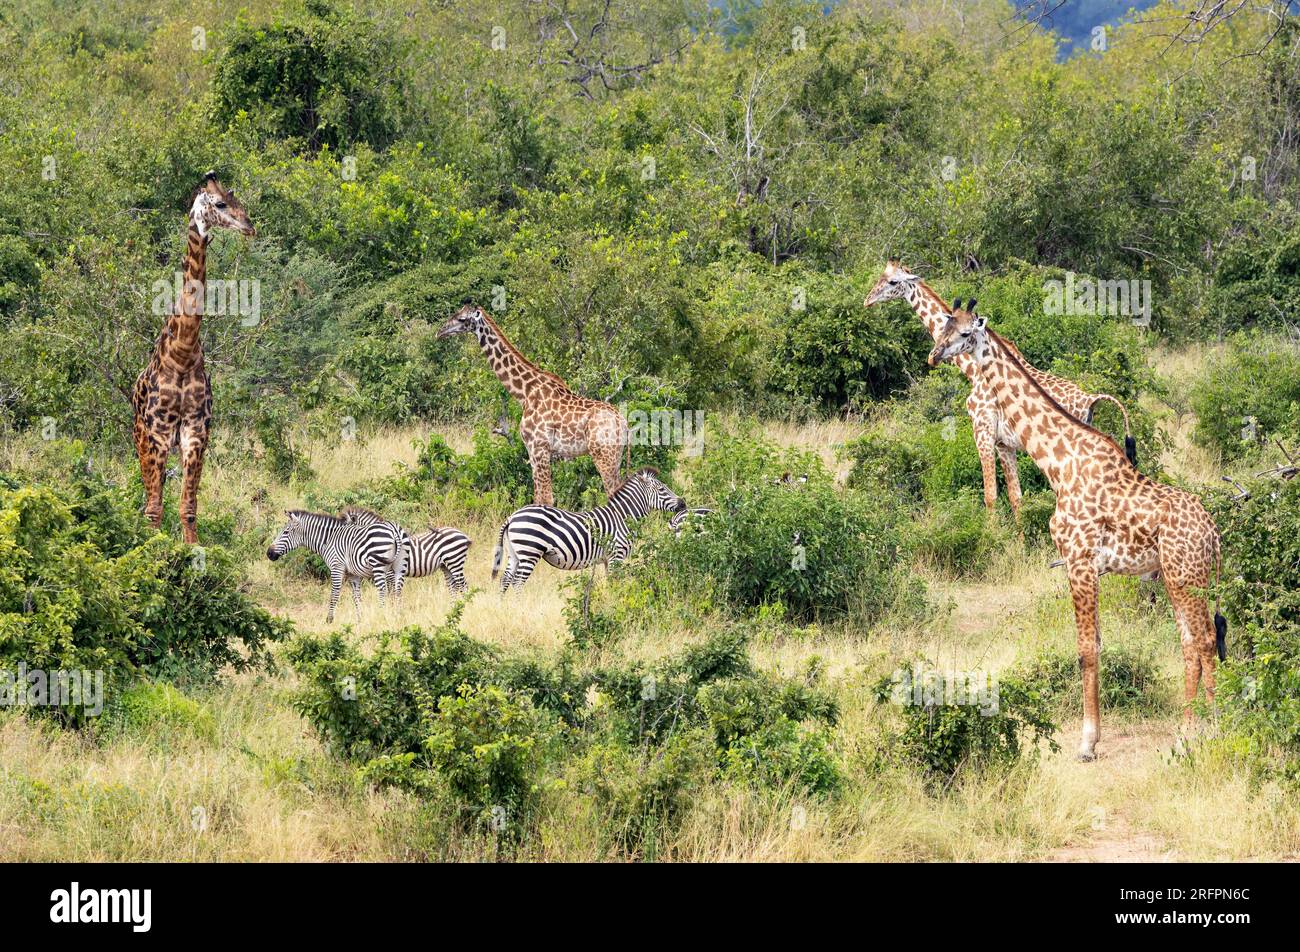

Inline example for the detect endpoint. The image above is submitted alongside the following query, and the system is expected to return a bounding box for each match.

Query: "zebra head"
[267,511,309,561]
[437,303,487,341]
[619,468,686,516]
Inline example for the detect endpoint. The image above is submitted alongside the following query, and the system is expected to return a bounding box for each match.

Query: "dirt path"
[1046,724,1176,863]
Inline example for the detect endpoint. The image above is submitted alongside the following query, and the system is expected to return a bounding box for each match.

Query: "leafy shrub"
[1205,477,1300,782]
[1190,334,1300,462]
[1205,216,1300,336]
[907,496,1005,576]
[574,729,714,857]
[659,431,926,624]
[873,665,1059,785]
[1015,642,1173,718]
[108,682,217,743]
[212,0,412,151]
[422,683,562,833]
[0,469,288,722]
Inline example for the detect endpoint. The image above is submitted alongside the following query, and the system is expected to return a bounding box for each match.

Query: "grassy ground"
[1,357,1298,862]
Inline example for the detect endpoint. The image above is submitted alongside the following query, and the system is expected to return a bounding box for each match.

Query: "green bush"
[0,467,288,724]
[108,682,218,743]
[1205,215,1300,336]
[212,0,412,151]
[1190,334,1300,462]
[907,496,1006,577]
[873,664,1059,785]
[1205,477,1300,782]
[659,432,927,624]
[1015,642,1173,719]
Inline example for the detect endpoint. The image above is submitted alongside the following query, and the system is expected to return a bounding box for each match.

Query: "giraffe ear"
[972,314,986,330]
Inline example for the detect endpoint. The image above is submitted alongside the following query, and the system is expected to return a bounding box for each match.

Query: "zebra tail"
[491,523,506,580]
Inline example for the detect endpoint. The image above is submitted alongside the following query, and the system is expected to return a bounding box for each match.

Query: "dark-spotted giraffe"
[865,260,1136,516]
[930,303,1225,761]
[132,172,255,543]
[437,304,627,506]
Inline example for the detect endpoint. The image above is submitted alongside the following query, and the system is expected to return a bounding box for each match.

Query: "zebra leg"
[373,569,389,607]
[327,571,344,624]
[349,577,362,621]
[509,555,541,590]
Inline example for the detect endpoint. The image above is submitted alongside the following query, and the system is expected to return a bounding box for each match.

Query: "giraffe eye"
[215,201,227,209]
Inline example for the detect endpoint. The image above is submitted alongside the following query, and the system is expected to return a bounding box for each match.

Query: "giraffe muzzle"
[927,344,945,367]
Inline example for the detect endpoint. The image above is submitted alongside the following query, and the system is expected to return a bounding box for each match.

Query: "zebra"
[669,507,715,535]
[406,527,472,594]
[266,507,407,623]
[491,468,685,591]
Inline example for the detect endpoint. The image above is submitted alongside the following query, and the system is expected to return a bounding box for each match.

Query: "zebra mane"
[285,509,344,527]
[339,505,382,521]
[613,466,659,493]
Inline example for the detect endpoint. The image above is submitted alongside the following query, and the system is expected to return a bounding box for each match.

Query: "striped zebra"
[266,507,407,623]
[406,527,472,594]
[669,507,715,535]
[492,468,685,591]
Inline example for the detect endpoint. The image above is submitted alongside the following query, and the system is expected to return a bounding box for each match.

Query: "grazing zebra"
[492,468,685,591]
[669,507,715,535]
[266,508,407,623]
[406,527,472,594]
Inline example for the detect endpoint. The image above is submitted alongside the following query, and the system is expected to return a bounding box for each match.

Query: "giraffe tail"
[1092,394,1136,466]
[1213,533,1228,662]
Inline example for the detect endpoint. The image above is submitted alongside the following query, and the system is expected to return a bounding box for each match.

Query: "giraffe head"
[437,303,487,340]
[864,259,921,307]
[191,171,255,238]
[927,298,986,367]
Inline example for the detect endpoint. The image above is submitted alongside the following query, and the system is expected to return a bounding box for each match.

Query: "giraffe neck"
[977,329,1112,493]
[475,313,563,402]
[159,221,209,370]
[904,281,976,378]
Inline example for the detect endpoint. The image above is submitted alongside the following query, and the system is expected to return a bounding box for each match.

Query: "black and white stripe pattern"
[492,469,685,590]
[406,527,471,594]
[267,508,407,622]
[669,507,715,535]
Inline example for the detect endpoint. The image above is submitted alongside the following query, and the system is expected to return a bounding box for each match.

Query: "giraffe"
[929,303,1225,761]
[865,260,1135,516]
[131,172,255,544]
[437,304,628,505]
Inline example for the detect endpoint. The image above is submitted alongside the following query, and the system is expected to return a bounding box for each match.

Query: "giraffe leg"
[996,443,1023,518]
[528,442,554,506]
[138,435,169,531]
[972,419,999,514]
[590,439,623,498]
[1065,559,1103,761]
[178,421,208,544]
[1159,535,1217,729]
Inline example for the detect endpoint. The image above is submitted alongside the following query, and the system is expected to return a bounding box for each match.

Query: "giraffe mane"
[478,310,569,388]
[985,328,1131,463]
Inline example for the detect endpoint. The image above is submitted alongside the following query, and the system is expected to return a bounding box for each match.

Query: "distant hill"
[1014,0,1162,55]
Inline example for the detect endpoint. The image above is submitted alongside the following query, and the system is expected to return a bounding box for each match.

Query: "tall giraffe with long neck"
[132,172,255,543]
[930,303,1225,761]
[437,304,627,505]
[865,260,1135,515]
